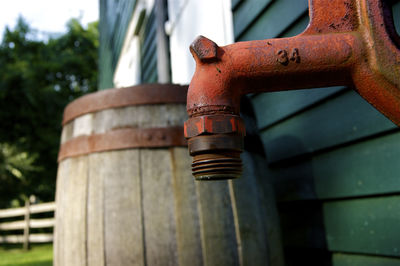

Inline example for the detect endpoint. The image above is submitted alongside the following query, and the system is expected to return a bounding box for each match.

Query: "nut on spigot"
[184,114,245,180]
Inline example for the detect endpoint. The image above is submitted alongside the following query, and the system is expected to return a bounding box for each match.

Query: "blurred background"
[0,0,400,266]
[0,1,99,264]
[0,0,99,209]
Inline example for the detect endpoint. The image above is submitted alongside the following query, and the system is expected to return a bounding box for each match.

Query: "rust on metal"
[188,33,358,116]
[184,114,246,180]
[188,134,243,155]
[191,152,242,180]
[184,114,245,138]
[58,126,187,162]
[187,133,244,180]
[185,0,400,180]
[63,83,188,125]
[190,36,218,62]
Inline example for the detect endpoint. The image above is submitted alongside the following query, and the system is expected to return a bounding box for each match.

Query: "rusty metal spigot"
[185,0,400,180]
[184,115,245,180]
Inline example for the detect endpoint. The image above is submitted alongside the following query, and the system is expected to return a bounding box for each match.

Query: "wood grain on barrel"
[92,105,187,134]
[170,147,203,266]
[231,152,284,266]
[252,154,285,266]
[196,181,240,266]
[229,156,269,265]
[140,149,178,265]
[103,150,145,265]
[73,113,94,137]
[54,158,69,265]
[60,122,74,144]
[55,157,88,266]
[87,153,105,266]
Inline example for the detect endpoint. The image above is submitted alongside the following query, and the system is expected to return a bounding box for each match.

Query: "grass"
[0,244,52,266]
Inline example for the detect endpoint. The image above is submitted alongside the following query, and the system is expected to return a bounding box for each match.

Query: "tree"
[0,17,98,208]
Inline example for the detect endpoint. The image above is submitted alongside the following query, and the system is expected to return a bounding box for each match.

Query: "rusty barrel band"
[62,84,188,125]
[58,126,187,162]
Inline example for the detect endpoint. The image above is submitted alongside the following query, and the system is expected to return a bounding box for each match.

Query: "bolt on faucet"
[184,0,400,180]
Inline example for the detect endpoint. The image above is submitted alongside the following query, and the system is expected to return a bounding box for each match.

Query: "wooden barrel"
[54,84,283,266]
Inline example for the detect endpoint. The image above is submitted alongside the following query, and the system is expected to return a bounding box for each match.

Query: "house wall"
[112,0,147,88]
[101,0,234,89]
[166,0,234,84]
[99,0,137,89]
[139,7,158,83]
[232,0,400,265]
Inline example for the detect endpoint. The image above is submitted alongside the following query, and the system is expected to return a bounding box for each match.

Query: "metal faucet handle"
[190,35,219,63]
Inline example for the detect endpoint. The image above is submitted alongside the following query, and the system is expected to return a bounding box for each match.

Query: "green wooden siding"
[140,8,158,83]
[262,89,396,163]
[273,131,400,200]
[233,0,400,265]
[324,196,400,257]
[99,1,170,88]
[236,0,308,41]
[333,253,400,266]
[233,0,274,39]
[252,86,344,129]
[395,3,400,35]
[99,0,137,90]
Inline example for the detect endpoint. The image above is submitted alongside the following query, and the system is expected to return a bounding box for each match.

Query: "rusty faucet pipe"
[184,0,400,180]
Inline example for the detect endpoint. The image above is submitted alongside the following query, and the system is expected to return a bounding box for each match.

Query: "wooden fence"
[0,200,55,249]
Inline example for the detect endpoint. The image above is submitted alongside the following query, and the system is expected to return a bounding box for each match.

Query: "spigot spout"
[185,33,357,180]
[190,138,243,180]
[184,114,245,180]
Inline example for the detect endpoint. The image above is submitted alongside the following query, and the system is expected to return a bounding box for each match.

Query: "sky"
[0,0,99,40]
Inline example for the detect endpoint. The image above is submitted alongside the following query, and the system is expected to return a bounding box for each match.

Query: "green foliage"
[0,143,38,207]
[0,17,98,208]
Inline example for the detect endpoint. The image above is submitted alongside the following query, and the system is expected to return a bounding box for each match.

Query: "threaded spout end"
[187,134,244,180]
[185,114,245,180]
[192,152,242,180]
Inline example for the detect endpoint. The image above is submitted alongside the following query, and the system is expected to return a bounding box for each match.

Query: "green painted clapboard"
[324,196,400,257]
[140,9,158,83]
[237,0,308,41]
[252,86,344,129]
[261,90,396,164]
[333,253,400,266]
[271,131,400,201]
[99,0,137,89]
